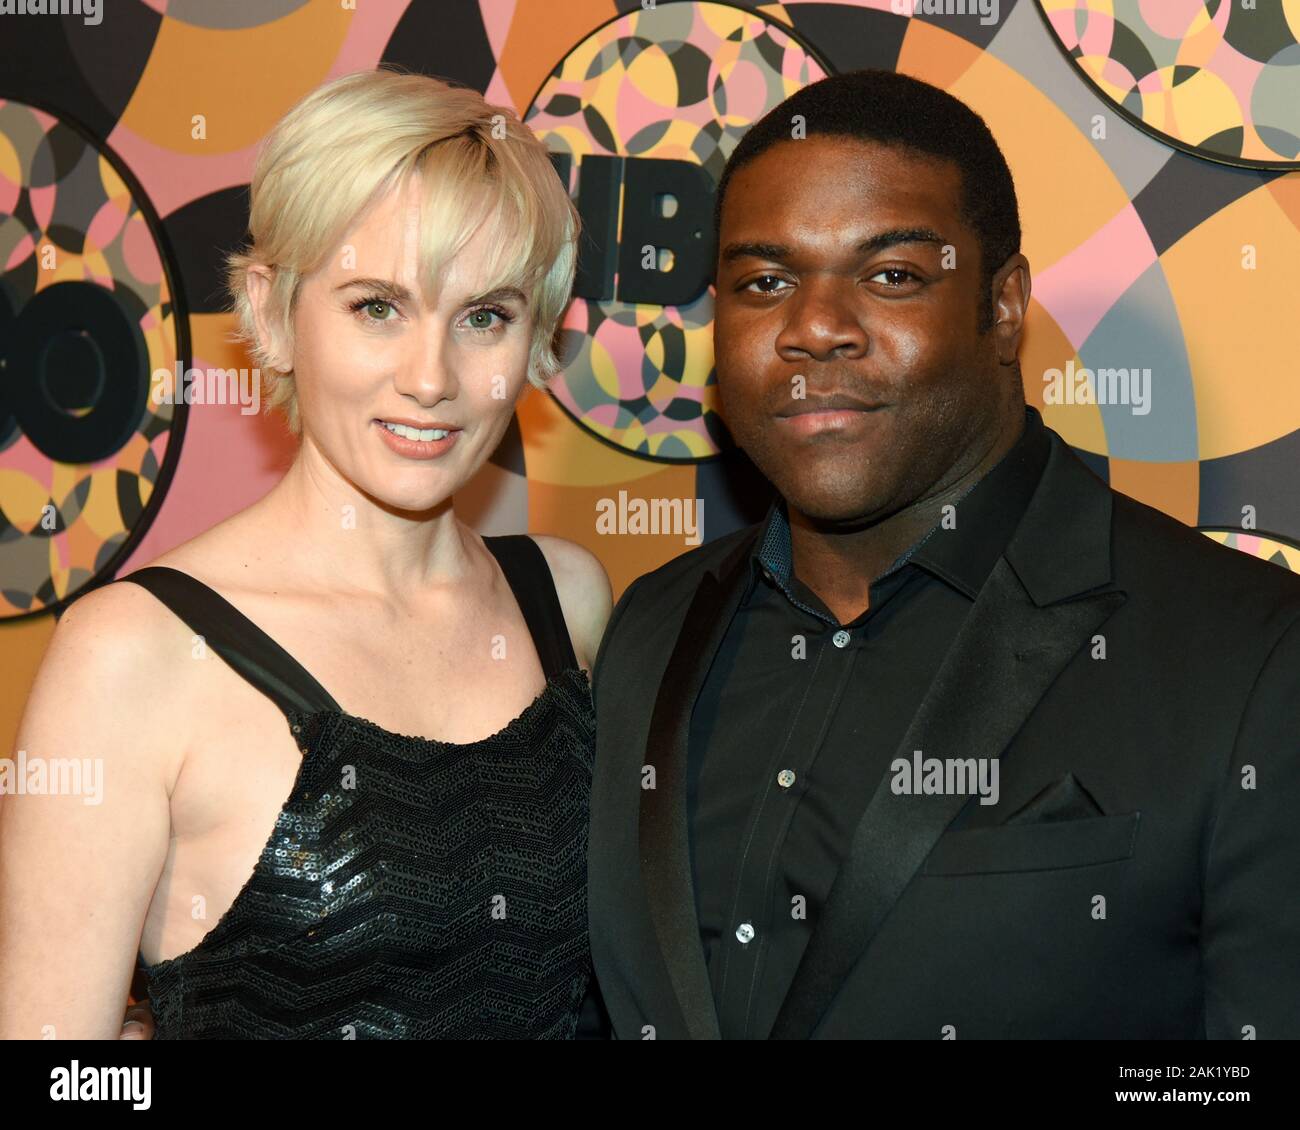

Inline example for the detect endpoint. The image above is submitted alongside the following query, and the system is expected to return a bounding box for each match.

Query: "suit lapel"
[639,532,757,1040]
[769,438,1127,1039]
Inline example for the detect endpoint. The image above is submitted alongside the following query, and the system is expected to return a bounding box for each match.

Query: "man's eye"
[870,268,919,287]
[745,275,789,294]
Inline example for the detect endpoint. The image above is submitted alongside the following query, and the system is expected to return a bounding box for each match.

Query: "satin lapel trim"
[639,539,754,1040]
[769,556,1127,1039]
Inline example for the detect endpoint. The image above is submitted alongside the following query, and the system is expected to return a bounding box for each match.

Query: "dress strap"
[483,535,579,680]
[115,566,341,718]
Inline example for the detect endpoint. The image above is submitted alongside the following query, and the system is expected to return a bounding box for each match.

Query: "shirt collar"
[748,404,1050,603]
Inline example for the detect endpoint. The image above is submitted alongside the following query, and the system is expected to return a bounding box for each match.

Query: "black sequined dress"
[118,535,595,1039]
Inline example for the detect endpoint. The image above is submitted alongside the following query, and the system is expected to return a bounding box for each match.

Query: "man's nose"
[774,278,869,363]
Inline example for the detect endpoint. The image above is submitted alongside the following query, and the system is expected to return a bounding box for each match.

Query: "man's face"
[714,135,1022,526]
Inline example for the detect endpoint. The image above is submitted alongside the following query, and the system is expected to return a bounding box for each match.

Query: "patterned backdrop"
[2,0,1298,753]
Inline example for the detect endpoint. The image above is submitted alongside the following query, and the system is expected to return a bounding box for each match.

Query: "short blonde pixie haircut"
[226,67,580,435]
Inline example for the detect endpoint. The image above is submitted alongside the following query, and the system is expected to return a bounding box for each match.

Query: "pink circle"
[0,437,51,485]
[0,168,18,215]
[1139,0,1209,41]
[1101,57,1140,91]
[615,72,675,148]
[585,404,623,429]
[714,58,767,123]
[1078,10,1116,58]
[5,232,36,272]
[121,213,161,285]
[28,183,55,230]
[86,195,130,254]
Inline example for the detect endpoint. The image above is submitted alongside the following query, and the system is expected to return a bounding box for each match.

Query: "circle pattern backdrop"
[0,0,1294,618]
[1036,0,1300,168]
[1200,528,1300,570]
[0,99,185,620]
[526,1,829,462]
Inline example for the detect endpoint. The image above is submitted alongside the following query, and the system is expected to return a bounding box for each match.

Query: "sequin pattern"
[143,667,596,1039]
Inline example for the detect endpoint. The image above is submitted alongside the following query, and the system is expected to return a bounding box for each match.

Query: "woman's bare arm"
[0,584,179,1039]
[532,536,613,674]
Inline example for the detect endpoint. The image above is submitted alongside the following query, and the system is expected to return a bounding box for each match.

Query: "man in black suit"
[587,70,1300,1039]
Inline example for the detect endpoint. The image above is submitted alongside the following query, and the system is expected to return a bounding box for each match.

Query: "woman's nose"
[392,325,460,405]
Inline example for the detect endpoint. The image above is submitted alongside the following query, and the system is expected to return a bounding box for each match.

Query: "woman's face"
[287,180,534,513]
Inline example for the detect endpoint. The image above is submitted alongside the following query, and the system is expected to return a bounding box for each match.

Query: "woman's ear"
[245,264,291,373]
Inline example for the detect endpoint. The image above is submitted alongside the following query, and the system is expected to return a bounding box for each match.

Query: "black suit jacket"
[587,424,1300,1039]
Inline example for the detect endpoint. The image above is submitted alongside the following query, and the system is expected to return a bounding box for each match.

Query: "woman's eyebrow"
[333,277,412,302]
[465,286,528,306]
[333,279,527,306]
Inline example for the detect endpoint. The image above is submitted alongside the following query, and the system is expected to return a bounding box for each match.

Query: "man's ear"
[991,252,1031,365]
[245,264,291,373]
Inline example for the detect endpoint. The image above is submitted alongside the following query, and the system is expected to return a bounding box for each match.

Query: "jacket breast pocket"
[921,811,1140,876]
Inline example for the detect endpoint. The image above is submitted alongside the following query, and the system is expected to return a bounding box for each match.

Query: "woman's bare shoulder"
[27,512,268,755]
[14,578,192,802]
[528,535,613,671]
[48,575,188,664]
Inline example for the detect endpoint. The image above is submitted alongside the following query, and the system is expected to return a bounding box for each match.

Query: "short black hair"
[713,69,1021,332]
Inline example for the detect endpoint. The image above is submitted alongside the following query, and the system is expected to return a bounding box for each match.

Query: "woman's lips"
[373,419,462,460]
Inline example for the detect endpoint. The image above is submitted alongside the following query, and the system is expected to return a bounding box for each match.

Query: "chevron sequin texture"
[142,667,596,1038]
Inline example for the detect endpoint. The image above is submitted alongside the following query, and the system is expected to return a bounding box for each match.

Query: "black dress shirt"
[685,406,1052,1038]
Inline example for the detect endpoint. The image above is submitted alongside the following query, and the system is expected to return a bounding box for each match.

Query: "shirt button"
[777,769,796,789]
[832,629,850,648]
[735,922,755,944]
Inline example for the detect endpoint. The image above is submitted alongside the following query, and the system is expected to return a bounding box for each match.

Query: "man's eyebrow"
[856,228,950,256]
[719,241,790,265]
[720,228,951,265]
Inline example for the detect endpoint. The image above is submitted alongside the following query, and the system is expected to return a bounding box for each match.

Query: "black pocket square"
[1004,773,1105,825]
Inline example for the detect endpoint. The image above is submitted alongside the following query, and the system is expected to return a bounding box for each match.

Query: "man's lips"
[776,394,886,417]
[774,398,889,437]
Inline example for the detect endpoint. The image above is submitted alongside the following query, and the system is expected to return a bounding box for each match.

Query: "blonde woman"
[0,69,611,1039]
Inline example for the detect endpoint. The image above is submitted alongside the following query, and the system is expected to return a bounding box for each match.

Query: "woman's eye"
[464,305,515,333]
[352,298,396,322]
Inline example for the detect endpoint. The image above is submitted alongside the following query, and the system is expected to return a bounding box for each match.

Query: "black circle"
[41,328,107,412]
[0,91,191,622]
[8,280,149,463]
